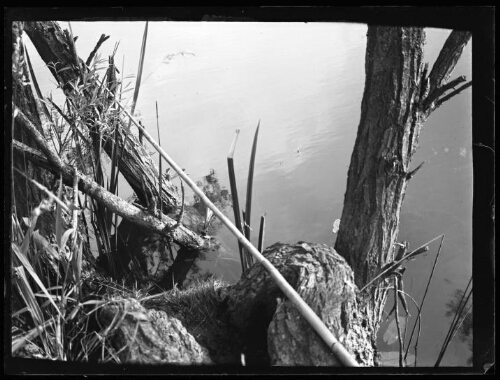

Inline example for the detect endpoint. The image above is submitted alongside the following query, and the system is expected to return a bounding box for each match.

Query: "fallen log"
[12,139,210,252]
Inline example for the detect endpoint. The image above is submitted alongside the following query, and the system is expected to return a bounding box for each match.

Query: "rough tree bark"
[223,242,373,366]
[334,26,471,353]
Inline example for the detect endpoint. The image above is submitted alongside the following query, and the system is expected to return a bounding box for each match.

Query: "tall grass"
[376,234,471,367]
[11,188,91,360]
[11,23,153,361]
[10,181,149,362]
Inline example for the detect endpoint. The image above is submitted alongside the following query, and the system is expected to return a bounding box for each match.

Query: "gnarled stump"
[223,242,374,366]
[98,298,212,364]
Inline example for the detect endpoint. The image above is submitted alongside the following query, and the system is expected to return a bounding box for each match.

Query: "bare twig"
[424,75,467,107]
[86,34,110,67]
[435,81,472,108]
[406,161,425,181]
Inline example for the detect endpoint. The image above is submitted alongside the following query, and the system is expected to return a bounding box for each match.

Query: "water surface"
[26,21,472,366]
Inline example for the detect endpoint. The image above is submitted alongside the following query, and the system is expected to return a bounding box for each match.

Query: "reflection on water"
[26,22,472,366]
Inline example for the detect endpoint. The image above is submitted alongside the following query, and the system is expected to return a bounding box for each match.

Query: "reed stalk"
[131,21,148,143]
[359,234,443,293]
[227,129,245,273]
[117,104,359,367]
[113,21,148,204]
[393,279,404,367]
[404,235,445,364]
[258,214,266,252]
[156,101,162,218]
[243,121,260,267]
[241,209,249,271]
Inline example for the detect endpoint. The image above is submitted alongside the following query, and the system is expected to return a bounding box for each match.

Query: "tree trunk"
[334,26,471,353]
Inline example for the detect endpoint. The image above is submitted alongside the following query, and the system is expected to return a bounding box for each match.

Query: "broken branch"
[435,81,473,108]
[424,75,467,107]
[406,161,425,181]
[86,33,110,67]
[427,30,472,93]
[14,106,64,169]
[12,140,209,251]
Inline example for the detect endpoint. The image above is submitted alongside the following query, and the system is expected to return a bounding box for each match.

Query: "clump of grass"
[11,188,103,361]
[10,181,154,363]
[141,276,240,363]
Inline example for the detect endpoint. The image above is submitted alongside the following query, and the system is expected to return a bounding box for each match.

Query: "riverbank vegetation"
[8,18,479,370]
